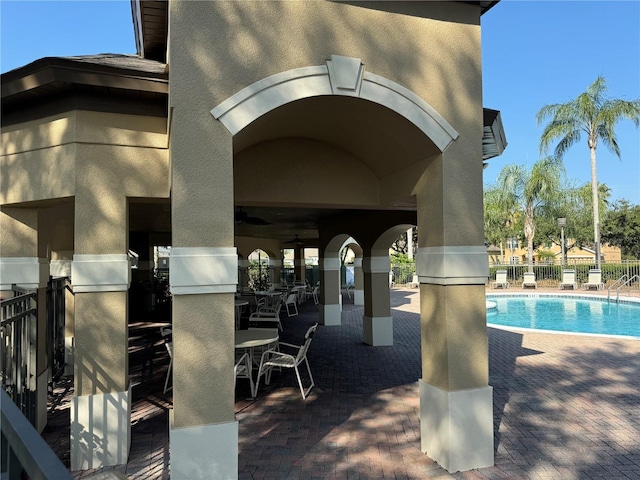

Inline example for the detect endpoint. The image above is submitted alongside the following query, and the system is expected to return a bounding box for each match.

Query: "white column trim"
[319,303,342,326]
[50,259,72,279]
[0,257,49,289]
[353,289,364,305]
[353,257,363,268]
[420,381,494,473]
[170,416,238,480]
[321,257,341,271]
[72,254,130,293]
[71,386,132,470]
[170,247,238,295]
[362,256,391,274]
[416,246,488,286]
[363,316,393,346]
[268,259,282,267]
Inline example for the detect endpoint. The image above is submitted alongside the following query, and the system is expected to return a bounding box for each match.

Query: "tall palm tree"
[494,156,566,272]
[537,76,640,268]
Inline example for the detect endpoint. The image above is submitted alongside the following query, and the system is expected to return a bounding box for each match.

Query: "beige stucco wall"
[420,284,488,390]
[0,111,169,207]
[235,139,380,208]
[170,1,482,222]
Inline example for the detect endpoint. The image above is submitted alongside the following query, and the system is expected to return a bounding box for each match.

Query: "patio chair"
[249,311,283,331]
[160,326,172,339]
[492,270,509,289]
[559,269,577,290]
[234,352,255,397]
[255,323,318,399]
[583,269,604,290]
[409,275,419,288]
[522,272,537,289]
[311,286,320,305]
[158,327,173,393]
[285,293,299,317]
[163,338,173,394]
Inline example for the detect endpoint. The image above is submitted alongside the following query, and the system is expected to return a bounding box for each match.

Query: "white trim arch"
[211,55,459,152]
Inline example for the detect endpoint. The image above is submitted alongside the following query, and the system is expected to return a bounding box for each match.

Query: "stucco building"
[1,1,506,477]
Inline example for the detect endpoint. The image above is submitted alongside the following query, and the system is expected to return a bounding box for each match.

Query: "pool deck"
[42,287,640,479]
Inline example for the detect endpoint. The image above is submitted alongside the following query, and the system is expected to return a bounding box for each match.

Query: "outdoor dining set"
[160,282,320,400]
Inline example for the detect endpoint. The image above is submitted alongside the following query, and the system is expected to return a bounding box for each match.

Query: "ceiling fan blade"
[245,216,271,226]
[284,235,305,245]
[235,207,271,226]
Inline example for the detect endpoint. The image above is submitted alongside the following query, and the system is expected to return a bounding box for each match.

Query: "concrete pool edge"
[486,291,640,306]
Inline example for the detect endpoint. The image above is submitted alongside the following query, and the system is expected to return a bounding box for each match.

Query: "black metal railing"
[1,387,73,480]
[47,277,69,391]
[0,287,38,425]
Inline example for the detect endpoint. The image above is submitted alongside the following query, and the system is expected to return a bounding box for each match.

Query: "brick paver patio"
[42,288,640,479]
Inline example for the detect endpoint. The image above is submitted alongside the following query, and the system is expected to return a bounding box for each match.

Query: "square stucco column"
[71,254,131,470]
[352,257,364,305]
[169,248,238,480]
[416,238,492,473]
[269,258,282,289]
[319,256,341,326]
[362,256,393,346]
[415,139,493,472]
[169,4,239,473]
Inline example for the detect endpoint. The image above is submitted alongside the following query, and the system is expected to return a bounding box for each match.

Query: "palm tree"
[493,156,566,272]
[537,76,640,268]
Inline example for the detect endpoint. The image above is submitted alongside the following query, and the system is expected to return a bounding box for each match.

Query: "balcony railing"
[1,288,38,425]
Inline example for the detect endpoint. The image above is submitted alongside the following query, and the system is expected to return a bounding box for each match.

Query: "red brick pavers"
[42,288,640,479]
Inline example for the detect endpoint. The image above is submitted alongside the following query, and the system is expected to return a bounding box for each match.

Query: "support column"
[416,144,493,472]
[169,3,238,474]
[362,255,393,346]
[238,259,250,289]
[294,246,306,284]
[71,205,132,469]
[269,258,282,290]
[169,248,238,479]
[318,256,341,326]
[0,207,50,433]
[352,257,364,306]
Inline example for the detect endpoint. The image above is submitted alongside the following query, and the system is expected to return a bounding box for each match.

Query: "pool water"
[486,295,640,338]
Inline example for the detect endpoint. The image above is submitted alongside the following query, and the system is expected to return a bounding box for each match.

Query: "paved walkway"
[43,288,640,479]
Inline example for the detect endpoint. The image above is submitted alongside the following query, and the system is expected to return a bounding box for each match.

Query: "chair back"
[496,270,507,281]
[587,269,602,284]
[255,308,279,317]
[562,269,576,283]
[295,323,318,363]
[286,293,297,304]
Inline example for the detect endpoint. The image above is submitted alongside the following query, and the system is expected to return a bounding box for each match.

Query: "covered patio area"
[42,288,640,479]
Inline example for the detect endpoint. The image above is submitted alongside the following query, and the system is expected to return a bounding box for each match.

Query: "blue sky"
[2,0,639,205]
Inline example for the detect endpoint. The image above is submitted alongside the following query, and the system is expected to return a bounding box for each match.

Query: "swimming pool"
[486,294,640,338]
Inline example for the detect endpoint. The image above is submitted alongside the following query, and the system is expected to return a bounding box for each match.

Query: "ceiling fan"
[283,235,307,246]
[234,207,271,226]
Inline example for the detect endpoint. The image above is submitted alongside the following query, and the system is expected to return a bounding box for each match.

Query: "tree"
[537,76,640,268]
[602,200,640,260]
[492,156,566,271]
[535,182,611,260]
[483,185,520,262]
